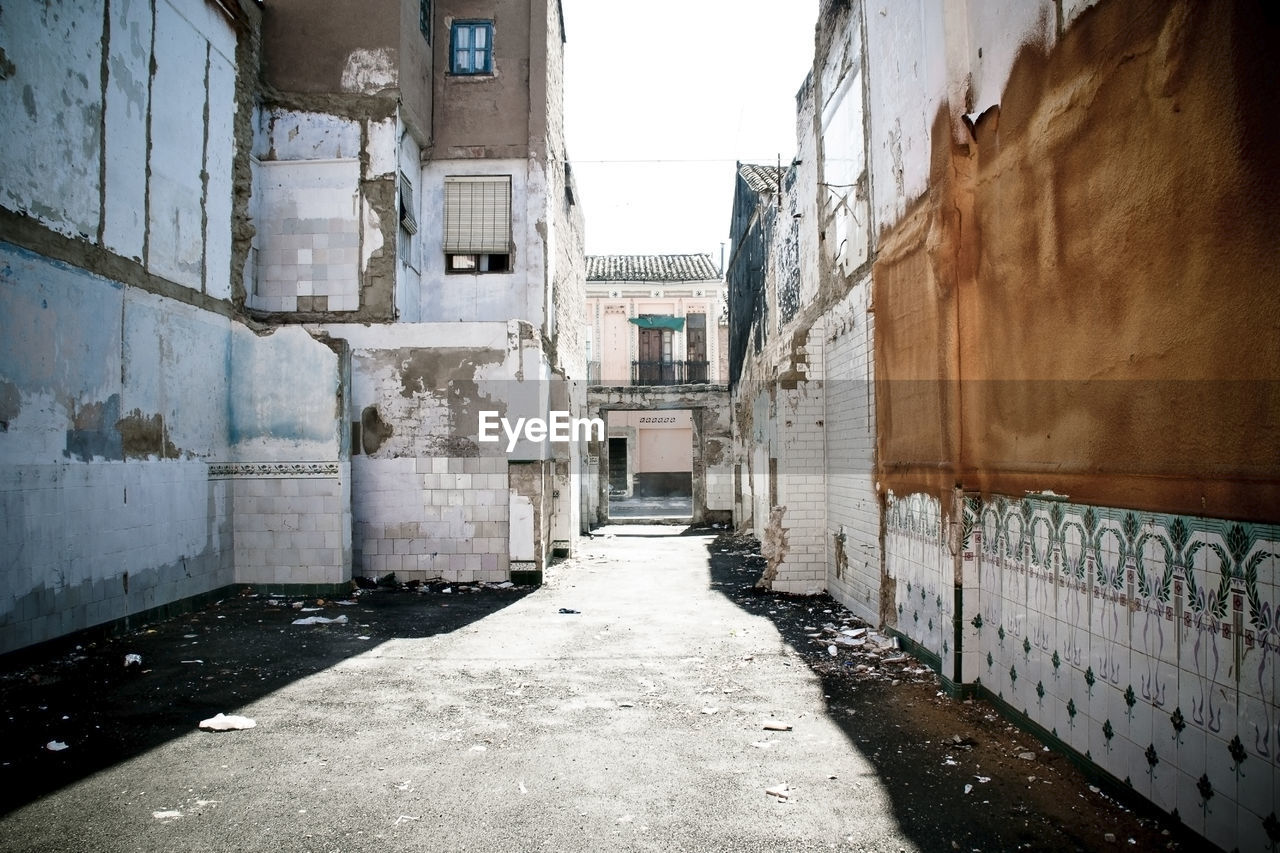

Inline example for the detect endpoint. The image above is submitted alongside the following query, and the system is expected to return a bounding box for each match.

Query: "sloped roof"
[738,163,783,194]
[586,254,721,282]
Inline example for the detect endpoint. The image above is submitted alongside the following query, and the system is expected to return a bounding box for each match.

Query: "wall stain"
[64,393,124,461]
[0,379,19,431]
[360,405,393,454]
[116,408,180,459]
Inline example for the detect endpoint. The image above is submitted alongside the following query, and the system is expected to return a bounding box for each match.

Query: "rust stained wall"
[875,0,1280,523]
[873,109,969,514]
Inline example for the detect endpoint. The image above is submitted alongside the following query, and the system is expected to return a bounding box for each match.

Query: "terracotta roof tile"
[738,163,783,194]
[586,254,721,282]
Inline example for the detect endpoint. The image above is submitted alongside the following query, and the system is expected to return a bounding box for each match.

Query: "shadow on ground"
[0,583,531,816]
[702,530,1206,853]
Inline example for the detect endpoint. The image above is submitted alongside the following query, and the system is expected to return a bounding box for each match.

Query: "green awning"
[629,315,685,331]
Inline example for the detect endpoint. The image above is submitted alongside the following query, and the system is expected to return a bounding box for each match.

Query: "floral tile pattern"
[885,492,1280,852]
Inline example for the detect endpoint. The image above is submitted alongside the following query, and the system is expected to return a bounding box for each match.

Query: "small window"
[399,172,418,267]
[447,253,509,274]
[419,0,431,42]
[450,20,493,75]
[443,175,511,272]
[399,172,418,236]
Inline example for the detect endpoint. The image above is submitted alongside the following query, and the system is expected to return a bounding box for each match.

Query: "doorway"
[608,437,628,494]
[606,409,693,520]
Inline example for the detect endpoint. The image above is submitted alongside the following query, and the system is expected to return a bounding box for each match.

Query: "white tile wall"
[822,282,880,623]
[228,463,350,585]
[770,326,828,595]
[0,461,234,654]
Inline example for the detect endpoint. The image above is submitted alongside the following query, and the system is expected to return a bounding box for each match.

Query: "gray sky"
[560,1,818,261]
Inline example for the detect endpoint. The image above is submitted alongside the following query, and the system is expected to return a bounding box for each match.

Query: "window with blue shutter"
[450,21,493,75]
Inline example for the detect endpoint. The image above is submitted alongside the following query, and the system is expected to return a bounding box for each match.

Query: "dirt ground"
[0,528,1217,851]
[705,531,1209,852]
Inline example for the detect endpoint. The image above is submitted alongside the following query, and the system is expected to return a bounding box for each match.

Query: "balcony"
[630,360,710,386]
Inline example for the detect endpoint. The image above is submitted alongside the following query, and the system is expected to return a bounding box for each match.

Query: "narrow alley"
[0,527,1185,852]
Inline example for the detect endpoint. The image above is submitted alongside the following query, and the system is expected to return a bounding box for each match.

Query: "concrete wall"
[433,0,532,160]
[0,0,238,300]
[260,0,431,139]
[832,0,1279,848]
[322,320,558,580]
[249,106,399,320]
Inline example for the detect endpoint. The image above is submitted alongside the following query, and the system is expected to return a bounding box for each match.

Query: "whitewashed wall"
[0,242,348,653]
[0,0,237,297]
[418,158,541,324]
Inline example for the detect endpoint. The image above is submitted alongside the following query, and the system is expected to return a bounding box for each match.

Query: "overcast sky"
[560,1,818,263]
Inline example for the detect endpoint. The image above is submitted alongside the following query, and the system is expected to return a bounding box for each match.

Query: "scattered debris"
[393,815,420,826]
[152,810,182,820]
[762,722,792,731]
[765,783,793,801]
[751,740,775,749]
[123,654,142,668]
[558,608,580,614]
[964,784,974,795]
[291,615,348,626]
[1018,751,1036,761]
[199,713,256,732]
[701,707,718,715]
[45,741,68,752]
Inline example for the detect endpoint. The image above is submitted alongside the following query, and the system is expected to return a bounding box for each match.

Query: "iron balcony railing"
[630,360,710,386]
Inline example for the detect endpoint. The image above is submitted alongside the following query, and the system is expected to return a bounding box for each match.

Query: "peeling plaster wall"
[0,0,239,301]
[858,1,1280,848]
[323,321,555,580]
[248,107,400,319]
[0,242,348,653]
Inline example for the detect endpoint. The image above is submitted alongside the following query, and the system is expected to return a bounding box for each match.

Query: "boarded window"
[444,176,511,254]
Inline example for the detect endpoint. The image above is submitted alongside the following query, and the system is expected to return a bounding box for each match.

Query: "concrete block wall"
[222,463,351,586]
[822,282,880,624]
[352,455,510,582]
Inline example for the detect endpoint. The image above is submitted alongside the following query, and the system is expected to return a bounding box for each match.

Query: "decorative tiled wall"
[886,492,1280,852]
[212,462,351,586]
